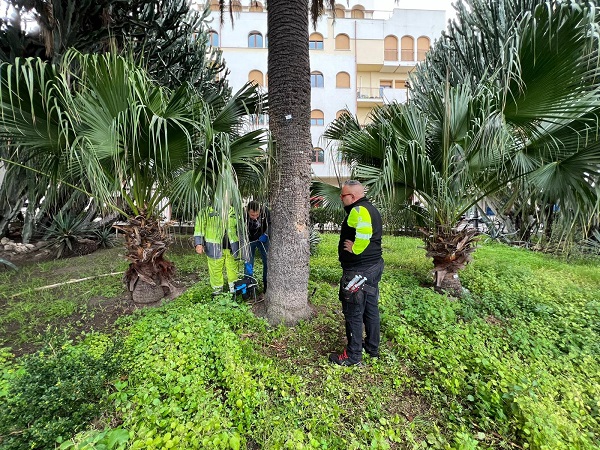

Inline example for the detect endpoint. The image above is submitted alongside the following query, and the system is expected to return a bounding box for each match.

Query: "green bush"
[0,338,122,450]
[59,428,130,450]
[381,241,600,449]
[93,227,118,249]
[309,206,343,230]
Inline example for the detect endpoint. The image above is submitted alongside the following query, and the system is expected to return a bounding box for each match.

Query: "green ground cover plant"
[0,336,122,450]
[0,234,598,449]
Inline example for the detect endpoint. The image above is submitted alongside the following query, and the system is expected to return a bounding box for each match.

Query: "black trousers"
[339,258,384,363]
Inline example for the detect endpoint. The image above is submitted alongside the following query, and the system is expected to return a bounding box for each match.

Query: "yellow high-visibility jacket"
[194,206,241,260]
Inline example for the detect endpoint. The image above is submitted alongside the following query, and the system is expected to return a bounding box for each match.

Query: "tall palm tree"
[215,0,337,324]
[262,0,315,324]
[324,0,600,296]
[0,50,267,304]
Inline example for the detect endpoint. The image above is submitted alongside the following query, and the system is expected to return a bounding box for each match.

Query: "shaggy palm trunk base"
[424,225,479,298]
[115,214,175,306]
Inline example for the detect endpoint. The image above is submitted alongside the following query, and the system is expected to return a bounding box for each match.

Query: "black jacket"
[338,196,382,269]
[246,207,270,242]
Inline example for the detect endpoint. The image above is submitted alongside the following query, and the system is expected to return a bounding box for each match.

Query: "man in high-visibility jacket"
[329,180,384,366]
[194,206,242,296]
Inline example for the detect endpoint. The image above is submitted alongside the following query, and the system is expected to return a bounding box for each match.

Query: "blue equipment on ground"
[233,275,258,300]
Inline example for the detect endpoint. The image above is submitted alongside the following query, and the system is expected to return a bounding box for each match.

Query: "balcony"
[356,87,408,107]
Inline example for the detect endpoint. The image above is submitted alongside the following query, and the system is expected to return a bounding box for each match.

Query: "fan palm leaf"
[0,50,267,302]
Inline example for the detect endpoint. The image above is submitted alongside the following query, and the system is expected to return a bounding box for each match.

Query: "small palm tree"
[324,87,485,296]
[325,0,600,296]
[412,0,600,238]
[0,51,267,304]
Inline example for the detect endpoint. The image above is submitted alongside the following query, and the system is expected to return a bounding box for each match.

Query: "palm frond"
[0,50,268,225]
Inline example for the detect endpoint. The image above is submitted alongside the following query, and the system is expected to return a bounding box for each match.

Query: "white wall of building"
[203,1,446,184]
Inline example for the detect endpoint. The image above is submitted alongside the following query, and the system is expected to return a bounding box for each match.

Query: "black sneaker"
[328,349,363,366]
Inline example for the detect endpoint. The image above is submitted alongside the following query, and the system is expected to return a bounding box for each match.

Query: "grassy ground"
[0,235,204,355]
[0,234,599,449]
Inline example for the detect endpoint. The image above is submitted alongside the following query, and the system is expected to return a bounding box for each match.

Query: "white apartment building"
[198,0,446,185]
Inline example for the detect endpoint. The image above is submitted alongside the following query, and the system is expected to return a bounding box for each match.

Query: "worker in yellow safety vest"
[194,206,243,296]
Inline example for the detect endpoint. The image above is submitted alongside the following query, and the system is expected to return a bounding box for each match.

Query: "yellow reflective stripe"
[348,205,372,254]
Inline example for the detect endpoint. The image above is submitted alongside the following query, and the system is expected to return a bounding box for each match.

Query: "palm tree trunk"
[425,226,479,298]
[265,0,313,325]
[115,215,175,306]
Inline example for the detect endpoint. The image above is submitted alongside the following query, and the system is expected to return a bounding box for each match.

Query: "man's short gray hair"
[343,180,362,186]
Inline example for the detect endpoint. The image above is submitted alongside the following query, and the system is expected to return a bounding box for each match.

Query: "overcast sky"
[382,0,457,20]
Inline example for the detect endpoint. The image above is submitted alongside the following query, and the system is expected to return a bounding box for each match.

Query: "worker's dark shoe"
[328,349,363,366]
[211,288,223,297]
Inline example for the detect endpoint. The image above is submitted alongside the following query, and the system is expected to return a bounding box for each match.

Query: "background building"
[199,0,446,185]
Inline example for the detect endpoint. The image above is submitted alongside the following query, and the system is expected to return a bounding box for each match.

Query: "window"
[334,4,345,18]
[336,72,350,88]
[336,110,348,119]
[208,30,219,47]
[401,35,415,61]
[384,35,398,61]
[351,6,364,19]
[248,70,264,86]
[248,31,263,48]
[335,33,350,50]
[311,110,324,126]
[312,147,325,163]
[395,80,406,89]
[417,36,430,61]
[231,0,242,12]
[249,1,263,12]
[309,33,324,50]
[311,71,324,88]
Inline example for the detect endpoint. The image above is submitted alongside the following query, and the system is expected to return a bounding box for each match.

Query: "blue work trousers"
[245,240,268,286]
